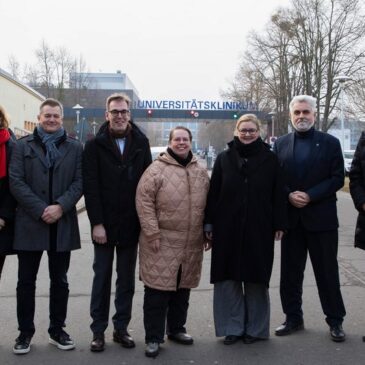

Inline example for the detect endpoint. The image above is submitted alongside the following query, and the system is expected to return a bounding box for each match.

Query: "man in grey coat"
[9,98,83,355]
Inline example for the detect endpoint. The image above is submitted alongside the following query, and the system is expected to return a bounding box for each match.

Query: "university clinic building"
[60,71,270,152]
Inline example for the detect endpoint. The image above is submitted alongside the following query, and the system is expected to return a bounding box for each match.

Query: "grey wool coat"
[9,134,83,252]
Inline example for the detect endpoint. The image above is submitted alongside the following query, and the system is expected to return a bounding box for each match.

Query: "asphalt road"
[0,191,365,365]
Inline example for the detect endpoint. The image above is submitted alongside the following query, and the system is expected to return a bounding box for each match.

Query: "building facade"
[0,68,45,136]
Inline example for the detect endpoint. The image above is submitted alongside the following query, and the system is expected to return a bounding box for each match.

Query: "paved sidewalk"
[0,191,364,364]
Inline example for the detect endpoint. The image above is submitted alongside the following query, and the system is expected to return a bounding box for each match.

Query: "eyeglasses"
[108,109,130,117]
[238,128,258,135]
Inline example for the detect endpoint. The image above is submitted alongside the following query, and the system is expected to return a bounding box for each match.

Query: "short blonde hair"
[234,114,261,136]
[0,105,10,129]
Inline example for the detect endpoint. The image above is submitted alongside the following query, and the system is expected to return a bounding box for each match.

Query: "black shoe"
[145,342,159,358]
[168,332,194,345]
[223,335,241,345]
[13,333,32,355]
[49,330,75,350]
[330,325,346,342]
[275,321,304,336]
[90,333,105,352]
[113,330,135,348]
[243,335,265,344]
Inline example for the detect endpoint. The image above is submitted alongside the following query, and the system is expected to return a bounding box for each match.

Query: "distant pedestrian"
[205,114,287,345]
[136,126,210,358]
[273,95,346,342]
[83,93,151,352]
[10,98,82,354]
[0,105,17,281]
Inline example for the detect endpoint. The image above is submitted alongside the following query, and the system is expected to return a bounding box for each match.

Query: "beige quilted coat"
[136,152,210,291]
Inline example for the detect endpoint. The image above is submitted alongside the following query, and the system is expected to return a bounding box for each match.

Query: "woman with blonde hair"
[0,105,16,280]
[205,114,287,345]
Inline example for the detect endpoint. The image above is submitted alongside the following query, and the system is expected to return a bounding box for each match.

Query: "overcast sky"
[0,0,291,101]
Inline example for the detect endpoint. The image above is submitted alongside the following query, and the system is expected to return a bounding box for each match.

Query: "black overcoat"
[83,122,152,247]
[206,139,287,286]
[0,129,16,255]
[349,131,365,250]
[273,130,344,231]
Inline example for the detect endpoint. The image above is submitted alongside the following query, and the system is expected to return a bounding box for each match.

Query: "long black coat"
[83,122,152,247]
[349,131,365,250]
[0,129,16,255]
[206,139,287,286]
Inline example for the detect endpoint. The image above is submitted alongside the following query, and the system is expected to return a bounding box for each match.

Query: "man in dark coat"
[273,95,346,342]
[83,93,151,352]
[10,98,83,354]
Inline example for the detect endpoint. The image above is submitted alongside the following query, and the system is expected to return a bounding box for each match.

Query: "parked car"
[150,146,167,160]
[344,150,355,175]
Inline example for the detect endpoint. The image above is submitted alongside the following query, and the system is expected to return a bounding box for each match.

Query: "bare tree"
[35,39,55,96]
[23,63,40,88]
[224,0,365,134]
[7,55,20,80]
[53,47,74,101]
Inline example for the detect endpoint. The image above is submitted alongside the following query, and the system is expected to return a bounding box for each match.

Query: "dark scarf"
[233,136,264,176]
[108,123,132,159]
[0,129,10,178]
[233,136,263,158]
[109,122,132,138]
[35,126,66,168]
[167,147,193,167]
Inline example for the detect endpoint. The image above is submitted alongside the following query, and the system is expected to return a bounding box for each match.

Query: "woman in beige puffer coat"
[136,126,210,358]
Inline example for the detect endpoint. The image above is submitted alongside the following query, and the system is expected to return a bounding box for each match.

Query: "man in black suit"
[273,95,346,342]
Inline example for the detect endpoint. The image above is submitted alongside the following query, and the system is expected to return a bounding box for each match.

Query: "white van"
[150,146,167,160]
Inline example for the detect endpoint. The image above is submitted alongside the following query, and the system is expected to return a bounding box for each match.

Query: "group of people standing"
[0,93,361,359]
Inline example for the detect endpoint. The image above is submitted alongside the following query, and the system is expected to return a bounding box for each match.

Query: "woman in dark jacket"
[349,132,365,341]
[0,105,16,280]
[205,114,287,345]
[349,132,365,250]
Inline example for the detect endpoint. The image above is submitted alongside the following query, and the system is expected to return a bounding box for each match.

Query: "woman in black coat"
[0,105,16,280]
[349,132,365,341]
[205,114,287,345]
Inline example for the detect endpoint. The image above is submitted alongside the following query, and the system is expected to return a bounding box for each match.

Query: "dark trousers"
[0,254,5,280]
[17,250,71,336]
[280,225,346,327]
[90,244,137,334]
[143,285,191,343]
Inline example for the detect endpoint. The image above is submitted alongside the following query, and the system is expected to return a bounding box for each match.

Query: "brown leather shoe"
[113,330,135,348]
[90,333,105,352]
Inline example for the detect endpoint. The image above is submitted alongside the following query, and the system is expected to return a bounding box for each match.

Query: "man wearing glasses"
[273,95,346,342]
[83,93,152,352]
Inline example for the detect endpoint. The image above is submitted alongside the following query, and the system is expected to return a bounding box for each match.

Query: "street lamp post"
[268,111,276,143]
[334,75,352,152]
[72,104,83,139]
[91,119,98,136]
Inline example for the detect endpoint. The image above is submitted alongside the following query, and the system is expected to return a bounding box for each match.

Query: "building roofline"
[0,68,46,101]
